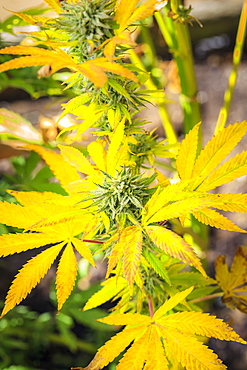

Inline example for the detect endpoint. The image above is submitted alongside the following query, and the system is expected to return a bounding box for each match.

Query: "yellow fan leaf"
[58,145,98,176]
[101,36,118,62]
[146,226,206,276]
[106,226,138,277]
[116,330,150,370]
[127,0,162,28]
[99,312,151,326]
[143,181,199,221]
[227,247,247,289]
[56,242,78,310]
[160,311,247,342]
[8,190,85,208]
[115,0,167,33]
[30,208,98,240]
[192,208,246,233]
[58,103,107,140]
[64,179,97,195]
[0,45,56,56]
[197,151,247,191]
[155,169,170,187]
[83,276,128,311]
[0,232,63,257]
[144,196,210,225]
[0,201,46,229]
[84,326,144,370]
[82,213,101,239]
[0,46,77,76]
[192,121,247,182]
[0,200,80,231]
[113,33,135,57]
[71,238,95,267]
[153,287,194,320]
[58,123,92,142]
[25,30,70,41]
[59,94,91,121]
[77,62,108,87]
[0,56,59,73]
[205,193,247,213]
[26,144,81,189]
[122,227,143,285]
[82,288,246,370]
[112,291,131,313]
[1,242,64,317]
[215,246,247,313]
[0,201,100,314]
[43,0,62,13]
[7,190,65,206]
[92,59,138,82]
[7,11,50,26]
[87,140,107,172]
[215,255,230,292]
[99,211,111,233]
[28,208,86,231]
[163,330,227,370]
[0,47,132,87]
[107,119,125,175]
[176,123,200,180]
[143,326,169,370]
[115,139,133,168]
[114,0,139,30]
[72,102,107,122]
[103,32,135,60]
[107,108,119,129]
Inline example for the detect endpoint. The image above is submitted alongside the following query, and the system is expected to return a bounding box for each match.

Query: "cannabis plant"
[0,1,247,369]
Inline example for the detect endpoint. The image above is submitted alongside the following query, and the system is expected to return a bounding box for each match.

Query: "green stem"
[140,24,157,67]
[128,48,177,145]
[155,4,208,249]
[155,7,202,135]
[215,0,247,133]
[190,292,223,304]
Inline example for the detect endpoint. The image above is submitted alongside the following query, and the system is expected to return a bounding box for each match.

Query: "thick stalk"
[215,0,247,134]
[155,5,208,250]
[155,8,202,135]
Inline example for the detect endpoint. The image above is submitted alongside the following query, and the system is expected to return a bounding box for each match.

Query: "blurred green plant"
[0,279,116,370]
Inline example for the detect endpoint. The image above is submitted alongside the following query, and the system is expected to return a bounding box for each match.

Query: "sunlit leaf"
[43,0,62,13]
[215,246,247,313]
[25,144,81,189]
[56,242,78,310]
[176,123,200,181]
[82,288,246,370]
[1,242,64,317]
[193,208,246,233]
[146,226,206,276]
[192,121,247,184]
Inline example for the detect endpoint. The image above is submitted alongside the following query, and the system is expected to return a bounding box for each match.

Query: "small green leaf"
[144,250,171,285]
